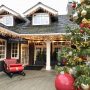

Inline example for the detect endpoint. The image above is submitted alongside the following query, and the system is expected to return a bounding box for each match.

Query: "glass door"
[21,44,29,66]
[34,42,46,65]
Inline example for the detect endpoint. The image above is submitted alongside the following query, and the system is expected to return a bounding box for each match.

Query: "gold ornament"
[82,18,88,23]
[81,9,87,16]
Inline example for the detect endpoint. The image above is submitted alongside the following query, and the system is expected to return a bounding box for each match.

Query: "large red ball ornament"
[71,3,76,8]
[55,73,75,90]
[88,24,90,29]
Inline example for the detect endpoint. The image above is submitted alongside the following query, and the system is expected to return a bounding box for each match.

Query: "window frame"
[11,43,19,59]
[32,13,50,25]
[0,39,7,61]
[0,15,14,26]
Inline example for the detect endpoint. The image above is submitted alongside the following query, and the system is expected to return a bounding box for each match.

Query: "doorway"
[21,44,29,66]
[34,42,46,65]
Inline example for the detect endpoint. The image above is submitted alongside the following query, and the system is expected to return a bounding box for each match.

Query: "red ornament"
[80,23,85,28]
[80,29,84,33]
[55,73,75,90]
[88,24,90,29]
[71,2,76,8]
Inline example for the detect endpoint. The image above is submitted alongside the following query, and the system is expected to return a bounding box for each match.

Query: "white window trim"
[0,15,14,26]
[32,13,50,25]
[11,43,19,59]
[0,39,7,61]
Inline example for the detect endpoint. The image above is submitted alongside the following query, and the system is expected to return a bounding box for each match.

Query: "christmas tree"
[57,0,90,66]
[70,0,90,25]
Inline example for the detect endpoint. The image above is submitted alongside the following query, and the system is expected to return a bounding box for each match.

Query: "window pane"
[11,43,18,58]
[0,40,6,59]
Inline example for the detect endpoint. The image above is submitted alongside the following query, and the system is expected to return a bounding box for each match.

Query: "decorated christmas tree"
[57,0,90,66]
[69,0,90,58]
[70,0,90,25]
[55,1,90,90]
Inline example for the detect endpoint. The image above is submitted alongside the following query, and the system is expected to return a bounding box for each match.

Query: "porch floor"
[0,70,56,90]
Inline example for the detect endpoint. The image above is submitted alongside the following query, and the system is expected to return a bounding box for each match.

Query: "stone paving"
[0,70,56,90]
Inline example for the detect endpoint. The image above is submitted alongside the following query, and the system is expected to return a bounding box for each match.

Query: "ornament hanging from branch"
[71,2,76,9]
[73,12,78,20]
[81,9,87,16]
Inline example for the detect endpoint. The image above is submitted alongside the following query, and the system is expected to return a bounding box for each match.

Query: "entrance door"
[21,44,29,66]
[34,42,46,65]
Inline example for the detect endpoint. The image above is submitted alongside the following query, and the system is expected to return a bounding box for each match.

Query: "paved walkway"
[0,70,56,90]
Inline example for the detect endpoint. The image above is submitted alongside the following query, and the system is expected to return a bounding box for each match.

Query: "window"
[0,15,14,26]
[32,13,50,25]
[0,40,6,60]
[11,43,19,59]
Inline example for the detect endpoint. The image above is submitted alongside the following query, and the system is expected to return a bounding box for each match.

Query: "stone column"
[46,41,51,70]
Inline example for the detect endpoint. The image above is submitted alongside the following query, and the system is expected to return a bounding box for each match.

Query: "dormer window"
[23,2,58,26]
[0,15,14,26]
[32,13,50,25]
[0,5,25,26]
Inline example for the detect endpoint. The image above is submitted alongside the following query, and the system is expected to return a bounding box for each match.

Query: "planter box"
[24,65,44,70]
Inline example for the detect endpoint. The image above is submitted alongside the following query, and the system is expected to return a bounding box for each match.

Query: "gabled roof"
[0,5,22,18]
[23,2,58,16]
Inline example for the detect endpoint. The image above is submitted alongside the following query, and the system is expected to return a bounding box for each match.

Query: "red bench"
[4,59,25,77]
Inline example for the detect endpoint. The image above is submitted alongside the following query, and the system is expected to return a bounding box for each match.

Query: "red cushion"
[8,67,24,72]
[9,64,22,67]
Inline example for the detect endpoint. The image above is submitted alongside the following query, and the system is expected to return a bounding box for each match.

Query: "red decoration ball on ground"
[55,73,75,90]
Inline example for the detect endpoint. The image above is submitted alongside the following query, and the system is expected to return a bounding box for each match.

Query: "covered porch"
[21,34,71,70]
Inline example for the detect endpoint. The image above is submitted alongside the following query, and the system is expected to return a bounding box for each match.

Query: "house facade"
[0,2,78,71]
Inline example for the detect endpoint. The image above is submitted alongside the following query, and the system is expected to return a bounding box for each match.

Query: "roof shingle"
[3,15,79,34]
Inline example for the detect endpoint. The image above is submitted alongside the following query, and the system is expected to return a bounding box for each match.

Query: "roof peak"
[23,2,58,16]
